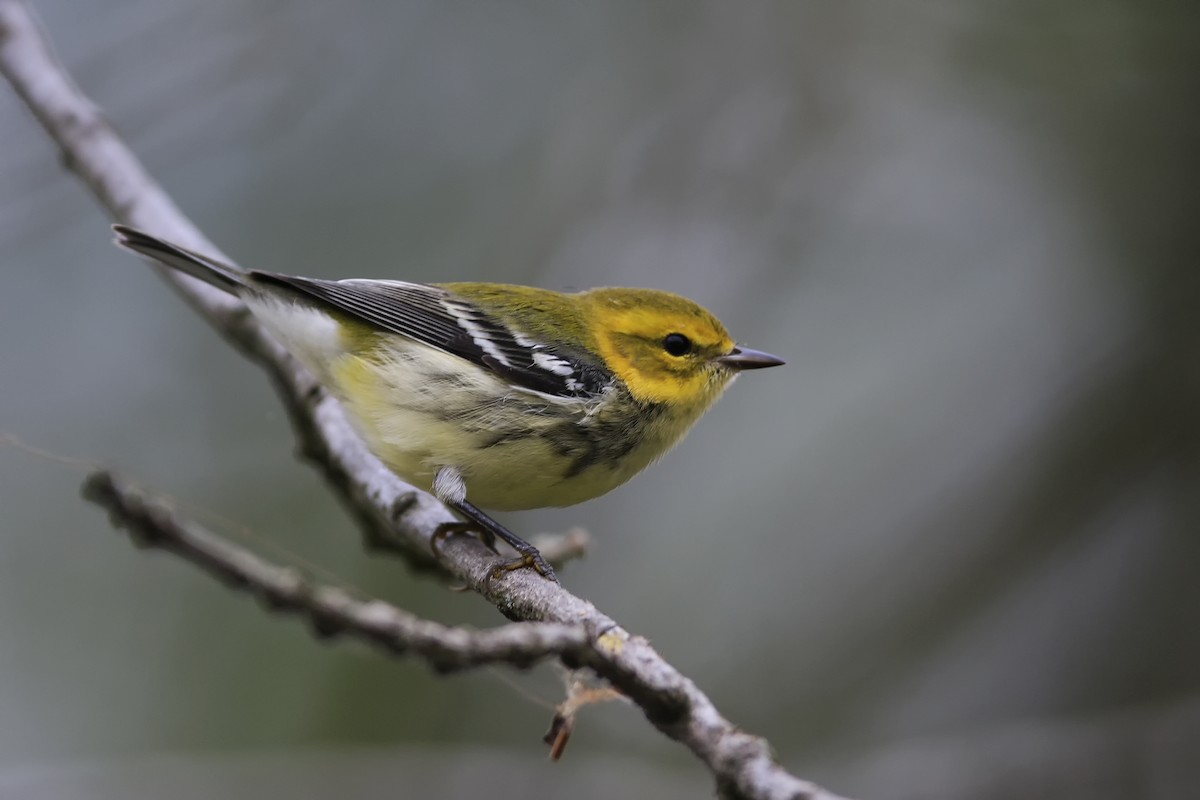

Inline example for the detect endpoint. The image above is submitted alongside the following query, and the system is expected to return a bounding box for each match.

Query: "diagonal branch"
[82,470,592,672]
[0,2,848,798]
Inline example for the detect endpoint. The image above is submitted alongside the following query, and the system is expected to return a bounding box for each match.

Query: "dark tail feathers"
[112,225,245,293]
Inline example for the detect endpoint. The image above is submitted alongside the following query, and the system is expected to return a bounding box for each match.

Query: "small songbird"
[114,225,784,582]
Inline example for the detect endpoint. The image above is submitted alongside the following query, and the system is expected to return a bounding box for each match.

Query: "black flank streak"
[549,395,667,478]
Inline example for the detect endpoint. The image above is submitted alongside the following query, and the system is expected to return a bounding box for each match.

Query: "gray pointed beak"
[716,346,786,370]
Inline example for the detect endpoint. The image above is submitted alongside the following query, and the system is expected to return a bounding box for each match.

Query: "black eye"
[662,333,692,357]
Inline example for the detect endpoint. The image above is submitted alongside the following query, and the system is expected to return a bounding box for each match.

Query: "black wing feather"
[249,272,610,399]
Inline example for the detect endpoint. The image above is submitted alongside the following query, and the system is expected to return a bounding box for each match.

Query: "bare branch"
[0,2,849,797]
[82,470,591,672]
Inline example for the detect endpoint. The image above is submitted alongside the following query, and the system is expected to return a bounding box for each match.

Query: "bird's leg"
[429,466,558,582]
[440,499,558,584]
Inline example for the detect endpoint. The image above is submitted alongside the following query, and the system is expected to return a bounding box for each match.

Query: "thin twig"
[0,2,848,797]
[82,470,591,672]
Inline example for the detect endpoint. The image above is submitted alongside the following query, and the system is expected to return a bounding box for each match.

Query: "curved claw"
[489,552,558,584]
[430,521,477,558]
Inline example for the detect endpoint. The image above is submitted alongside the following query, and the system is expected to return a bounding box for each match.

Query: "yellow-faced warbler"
[114,225,784,582]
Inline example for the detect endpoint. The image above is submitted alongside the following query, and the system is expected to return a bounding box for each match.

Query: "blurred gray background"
[2,1,1198,798]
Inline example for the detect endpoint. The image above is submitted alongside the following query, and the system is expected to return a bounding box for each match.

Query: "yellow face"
[582,287,738,408]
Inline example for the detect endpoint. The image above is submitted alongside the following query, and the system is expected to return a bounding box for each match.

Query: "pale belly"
[327,345,665,511]
[368,422,651,510]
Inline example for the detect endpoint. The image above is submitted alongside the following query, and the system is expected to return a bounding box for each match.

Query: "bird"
[113,224,784,583]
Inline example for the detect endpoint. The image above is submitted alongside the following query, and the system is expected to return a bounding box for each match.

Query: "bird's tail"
[112,225,245,294]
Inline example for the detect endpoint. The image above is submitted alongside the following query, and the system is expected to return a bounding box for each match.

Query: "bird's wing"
[249,272,611,400]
